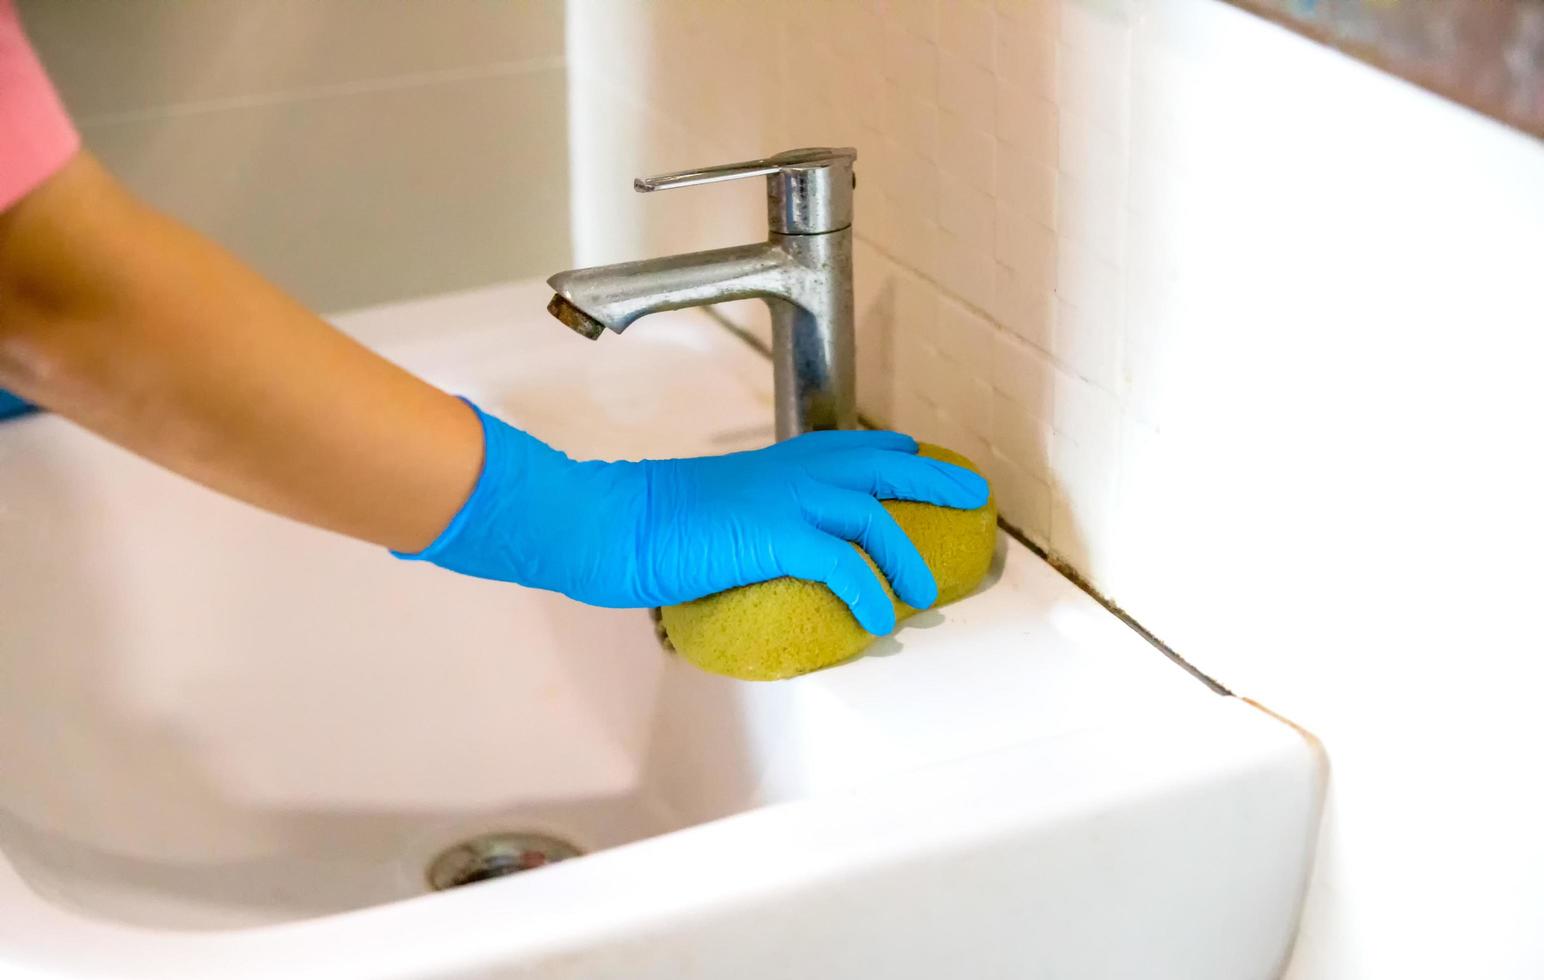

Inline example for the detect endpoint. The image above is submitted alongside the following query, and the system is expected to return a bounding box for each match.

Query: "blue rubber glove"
[0,389,36,421]
[395,402,990,634]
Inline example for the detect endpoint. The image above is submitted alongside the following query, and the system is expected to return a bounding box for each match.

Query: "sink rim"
[0,695,1313,979]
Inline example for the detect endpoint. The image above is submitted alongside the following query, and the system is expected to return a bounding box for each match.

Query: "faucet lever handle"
[633,147,857,234]
[634,159,781,193]
[634,147,856,193]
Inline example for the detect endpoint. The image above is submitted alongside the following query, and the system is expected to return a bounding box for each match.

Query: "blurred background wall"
[18,0,571,314]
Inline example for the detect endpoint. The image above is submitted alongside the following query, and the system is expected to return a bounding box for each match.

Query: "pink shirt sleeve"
[0,0,78,211]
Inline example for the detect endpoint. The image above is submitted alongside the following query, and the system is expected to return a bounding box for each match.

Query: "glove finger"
[802,486,937,610]
[805,449,990,509]
[779,530,898,635]
[765,429,918,458]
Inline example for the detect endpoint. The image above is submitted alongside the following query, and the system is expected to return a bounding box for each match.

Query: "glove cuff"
[389,398,570,577]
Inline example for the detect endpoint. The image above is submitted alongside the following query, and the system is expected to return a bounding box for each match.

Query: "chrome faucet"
[545,147,857,440]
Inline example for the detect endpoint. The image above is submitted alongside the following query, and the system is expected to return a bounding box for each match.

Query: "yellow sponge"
[660,443,997,681]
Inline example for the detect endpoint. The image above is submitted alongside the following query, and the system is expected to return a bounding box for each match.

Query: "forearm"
[0,153,480,552]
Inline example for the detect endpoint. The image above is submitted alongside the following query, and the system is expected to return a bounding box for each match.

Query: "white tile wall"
[19,0,570,313]
[568,1,1544,977]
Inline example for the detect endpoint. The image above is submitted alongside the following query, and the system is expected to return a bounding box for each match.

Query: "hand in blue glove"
[395,401,990,634]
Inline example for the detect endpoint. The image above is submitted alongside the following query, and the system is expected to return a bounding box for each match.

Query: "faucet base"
[766,229,854,439]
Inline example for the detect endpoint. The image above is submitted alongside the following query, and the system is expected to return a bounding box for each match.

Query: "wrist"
[391,400,581,584]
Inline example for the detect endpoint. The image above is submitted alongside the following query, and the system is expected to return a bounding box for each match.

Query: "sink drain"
[427,832,584,891]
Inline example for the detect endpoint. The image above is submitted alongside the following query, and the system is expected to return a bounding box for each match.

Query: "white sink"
[0,282,1324,978]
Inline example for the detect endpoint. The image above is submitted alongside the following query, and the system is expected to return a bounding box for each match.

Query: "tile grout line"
[854,231,1118,394]
[855,233,1008,332]
[76,56,568,128]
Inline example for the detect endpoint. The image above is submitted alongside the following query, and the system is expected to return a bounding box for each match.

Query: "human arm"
[0,152,485,553]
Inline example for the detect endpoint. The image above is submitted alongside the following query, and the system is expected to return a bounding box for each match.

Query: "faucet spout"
[546,242,796,336]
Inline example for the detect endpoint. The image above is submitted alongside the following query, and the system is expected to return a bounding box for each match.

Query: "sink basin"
[0,282,1324,978]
